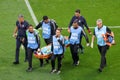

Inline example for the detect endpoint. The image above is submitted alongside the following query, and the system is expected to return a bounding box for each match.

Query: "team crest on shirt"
[79,20,81,23]
[21,25,25,27]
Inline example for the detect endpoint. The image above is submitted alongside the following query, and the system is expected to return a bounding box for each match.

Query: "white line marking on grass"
[24,0,38,25]
[62,26,120,29]
[89,26,120,29]
[24,0,120,29]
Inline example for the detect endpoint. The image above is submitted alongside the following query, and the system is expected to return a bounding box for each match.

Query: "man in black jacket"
[35,16,58,65]
[26,25,43,72]
[35,16,58,45]
[68,9,91,53]
[13,14,29,64]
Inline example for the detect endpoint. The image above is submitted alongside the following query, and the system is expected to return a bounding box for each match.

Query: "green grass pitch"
[0,0,120,80]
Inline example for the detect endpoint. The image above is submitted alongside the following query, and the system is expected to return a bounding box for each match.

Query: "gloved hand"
[37,48,40,51]
[13,33,17,38]
[37,48,42,55]
[86,43,90,47]
[88,29,92,34]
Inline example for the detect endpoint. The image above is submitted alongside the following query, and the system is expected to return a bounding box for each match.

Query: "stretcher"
[34,45,52,59]
[34,37,70,59]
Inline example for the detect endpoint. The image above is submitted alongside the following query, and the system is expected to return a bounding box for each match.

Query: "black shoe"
[98,68,102,72]
[75,61,80,66]
[13,61,19,64]
[56,70,61,74]
[50,69,56,74]
[26,67,32,72]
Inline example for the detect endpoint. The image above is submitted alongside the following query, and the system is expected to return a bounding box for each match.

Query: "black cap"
[43,16,48,20]
[75,9,80,13]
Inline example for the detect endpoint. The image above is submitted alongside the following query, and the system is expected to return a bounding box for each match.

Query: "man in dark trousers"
[26,25,43,72]
[91,19,115,72]
[13,14,29,64]
[68,9,91,53]
[50,28,64,74]
[35,16,58,65]
[69,20,89,66]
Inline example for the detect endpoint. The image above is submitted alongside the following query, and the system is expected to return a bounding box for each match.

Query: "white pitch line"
[24,0,38,25]
[24,0,120,29]
[89,26,120,29]
[62,26,120,29]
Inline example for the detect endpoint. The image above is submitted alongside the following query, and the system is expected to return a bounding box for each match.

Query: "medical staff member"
[35,16,58,45]
[50,28,64,74]
[35,16,58,64]
[91,19,114,72]
[26,25,43,72]
[69,20,89,66]
[68,9,91,53]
